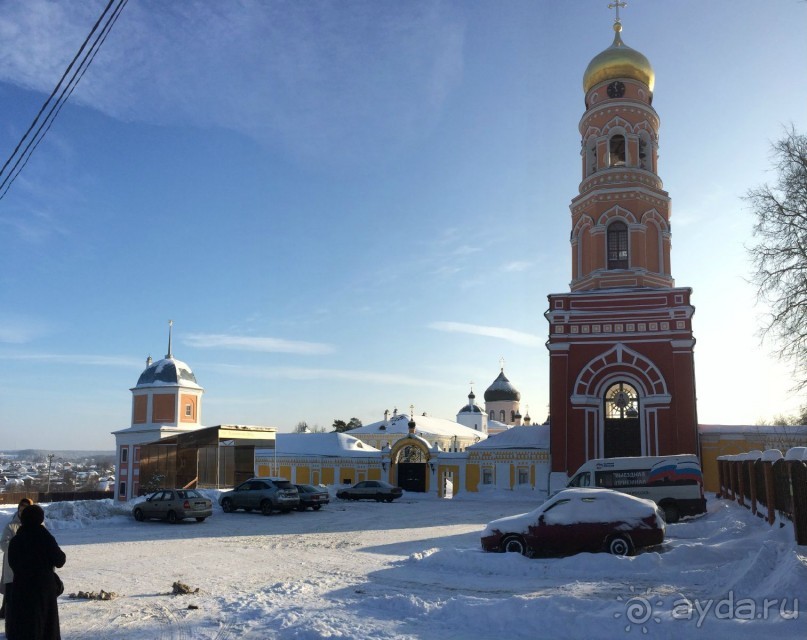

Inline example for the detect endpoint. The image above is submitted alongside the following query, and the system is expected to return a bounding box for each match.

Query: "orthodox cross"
[499,356,505,371]
[608,0,627,23]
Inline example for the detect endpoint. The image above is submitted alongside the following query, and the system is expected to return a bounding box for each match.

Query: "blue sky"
[0,0,805,450]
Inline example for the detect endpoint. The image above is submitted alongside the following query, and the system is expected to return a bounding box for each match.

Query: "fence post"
[737,456,747,508]
[717,458,726,498]
[785,452,807,545]
[746,450,763,516]
[762,450,783,525]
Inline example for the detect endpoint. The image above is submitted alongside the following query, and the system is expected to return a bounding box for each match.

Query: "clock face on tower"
[607,81,626,98]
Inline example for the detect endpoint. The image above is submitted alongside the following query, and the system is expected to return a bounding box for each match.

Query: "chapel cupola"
[130,321,204,429]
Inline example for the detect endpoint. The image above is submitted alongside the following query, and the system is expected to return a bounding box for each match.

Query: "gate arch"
[570,344,671,459]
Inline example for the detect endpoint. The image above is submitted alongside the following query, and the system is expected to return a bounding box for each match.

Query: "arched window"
[603,381,641,458]
[490,410,494,421]
[609,134,626,167]
[499,410,505,422]
[638,132,651,171]
[586,138,598,176]
[604,382,639,419]
[607,221,629,269]
[510,410,516,422]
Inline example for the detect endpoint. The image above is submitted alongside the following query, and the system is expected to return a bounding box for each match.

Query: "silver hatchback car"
[219,477,300,514]
[133,489,213,523]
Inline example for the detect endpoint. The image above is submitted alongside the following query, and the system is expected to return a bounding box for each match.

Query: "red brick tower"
[546,12,699,475]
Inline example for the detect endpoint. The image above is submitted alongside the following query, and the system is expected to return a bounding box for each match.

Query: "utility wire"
[0,0,128,203]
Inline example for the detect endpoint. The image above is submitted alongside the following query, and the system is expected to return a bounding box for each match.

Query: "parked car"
[218,477,300,514]
[336,480,403,502]
[133,489,213,523]
[294,484,330,510]
[480,488,665,557]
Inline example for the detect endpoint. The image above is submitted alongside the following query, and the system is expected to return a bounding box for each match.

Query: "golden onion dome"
[583,22,654,94]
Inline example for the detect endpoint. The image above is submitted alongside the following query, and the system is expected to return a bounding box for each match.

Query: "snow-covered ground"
[1,491,806,639]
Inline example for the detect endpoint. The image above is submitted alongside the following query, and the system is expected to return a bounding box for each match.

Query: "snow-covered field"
[2,491,806,639]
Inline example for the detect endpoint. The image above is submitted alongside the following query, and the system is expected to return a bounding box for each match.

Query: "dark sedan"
[133,489,213,523]
[336,480,403,502]
[295,484,330,510]
[481,488,665,557]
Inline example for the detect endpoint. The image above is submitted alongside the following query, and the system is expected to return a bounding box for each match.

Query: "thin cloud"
[215,364,454,389]
[0,1,466,166]
[184,333,335,356]
[429,321,543,347]
[0,353,141,367]
[0,316,51,344]
[501,261,532,272]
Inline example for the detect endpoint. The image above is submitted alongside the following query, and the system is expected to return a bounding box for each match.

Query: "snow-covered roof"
[134,357,201,389]
[469,425,549,450]
[349,413,487,441]
[699,424,807,434]
[274,432,380,457]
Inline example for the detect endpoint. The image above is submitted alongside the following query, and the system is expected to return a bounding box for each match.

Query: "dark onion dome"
[484,370,521,402]
[136,357,199,388]
[458,403,484,414]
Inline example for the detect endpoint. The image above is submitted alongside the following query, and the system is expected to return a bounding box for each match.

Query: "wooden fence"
[717,448,807,545]
[0,490,112,505]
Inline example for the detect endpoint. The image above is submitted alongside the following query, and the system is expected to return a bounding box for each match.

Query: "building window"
[133,447,140,463]
[482,469,493,485]
[511,410,516,422]
[607,221,629,269]
[119,481,127,497]
[499,410,505,422]
[490,410,494,421]
[185,403,192,417]
[609,134,626,167]
[120,447,128,464]
[518,469,529,485]
[605,382,639,419]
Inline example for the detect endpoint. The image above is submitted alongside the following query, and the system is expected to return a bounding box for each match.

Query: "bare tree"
[746,127,807,391]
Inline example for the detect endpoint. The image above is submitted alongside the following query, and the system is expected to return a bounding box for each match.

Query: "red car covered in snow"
[481,488,665,557]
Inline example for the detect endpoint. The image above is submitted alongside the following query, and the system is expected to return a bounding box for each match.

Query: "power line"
[0,0,128,203]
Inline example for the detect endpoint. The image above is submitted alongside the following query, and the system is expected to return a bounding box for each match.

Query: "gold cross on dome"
[499,357,505,370]
[608,0,627,23]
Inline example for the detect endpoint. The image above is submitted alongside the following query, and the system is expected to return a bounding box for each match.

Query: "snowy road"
[3,493,806,639]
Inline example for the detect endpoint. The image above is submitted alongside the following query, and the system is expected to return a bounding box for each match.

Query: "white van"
[567,454,706,523]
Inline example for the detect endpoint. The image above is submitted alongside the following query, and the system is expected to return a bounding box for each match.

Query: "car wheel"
[313,505,322,511]
[221,498,234,513]
[607,535,633,556]
[133,508,144,522]
[195,517,206,522]
[501,535,529,556]
[167,510,178,524]
[662,503,680,524]
[260,500,273,516]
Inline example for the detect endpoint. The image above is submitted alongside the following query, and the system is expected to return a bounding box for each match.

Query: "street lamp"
[46,453,55,494]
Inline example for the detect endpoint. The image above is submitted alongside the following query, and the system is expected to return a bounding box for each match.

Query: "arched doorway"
[603,381,641,457]
[395,444,427,492]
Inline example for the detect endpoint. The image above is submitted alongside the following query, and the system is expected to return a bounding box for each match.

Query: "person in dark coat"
[6,504,66,640]
[0,498,33,619]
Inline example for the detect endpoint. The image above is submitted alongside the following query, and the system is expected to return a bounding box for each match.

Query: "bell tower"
[546,7,700,477]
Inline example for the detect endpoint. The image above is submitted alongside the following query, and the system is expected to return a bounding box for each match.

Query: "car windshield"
[177,490,202,499]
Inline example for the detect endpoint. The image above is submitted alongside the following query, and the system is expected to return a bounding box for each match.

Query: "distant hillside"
[0,450,114,460]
